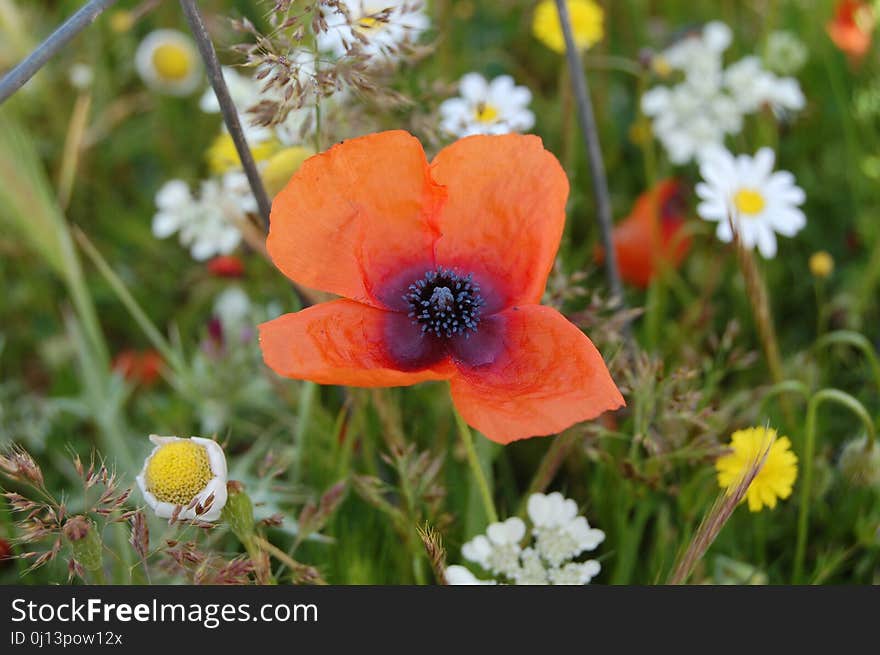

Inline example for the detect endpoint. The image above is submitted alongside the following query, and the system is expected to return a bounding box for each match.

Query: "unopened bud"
[838,436,880,488]
[63,516,103,572]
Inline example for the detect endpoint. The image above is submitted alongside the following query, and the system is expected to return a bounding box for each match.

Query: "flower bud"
[838,436,880,488]
[63,516,103,573]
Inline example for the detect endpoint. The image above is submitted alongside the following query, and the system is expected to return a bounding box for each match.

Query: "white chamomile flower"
[444,565,495,585]
[439,73,535,137]
[317,0,429,61]
[152,177,249,261]
[135,29,203,96]
[136,435,228,522]
[696,146,806,259]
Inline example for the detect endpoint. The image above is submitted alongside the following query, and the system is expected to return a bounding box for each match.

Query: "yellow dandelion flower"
[532,0,604,54]
[809,251,834,279]
[206,132,280,175]
[716,427,798,512]
[261,146,315,197]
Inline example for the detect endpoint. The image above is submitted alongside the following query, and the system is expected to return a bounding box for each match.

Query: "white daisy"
[136,435,228,522]
[317,0,429,61]
[696,146,807,258]
[135,29,203,96]
[439,73,535,137]
[152,176,252,261]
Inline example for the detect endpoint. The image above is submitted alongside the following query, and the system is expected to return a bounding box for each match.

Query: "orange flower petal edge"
[449,305,624,443]
[260,130,624,441]
[596,178,691,288]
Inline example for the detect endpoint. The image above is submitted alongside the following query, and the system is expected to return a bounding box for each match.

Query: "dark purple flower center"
[403,267,484,338]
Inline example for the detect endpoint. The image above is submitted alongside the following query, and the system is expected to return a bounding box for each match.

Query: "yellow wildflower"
[716,427,798,512]
[532,0,604,54]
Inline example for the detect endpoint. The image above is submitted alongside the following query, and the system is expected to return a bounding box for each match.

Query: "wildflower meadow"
[2,0,880,593]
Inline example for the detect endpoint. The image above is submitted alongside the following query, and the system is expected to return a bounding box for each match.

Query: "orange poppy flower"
[596,179,691,288]
[827,0,874,59]
[259,131,624,443]
[112,349,164,387]
[207,255,245,278]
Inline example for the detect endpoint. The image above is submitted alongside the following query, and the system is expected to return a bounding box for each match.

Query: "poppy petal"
[430,135,568,313]
[259,300,453,387]
[449,305,624,443]
[267,131,444,309]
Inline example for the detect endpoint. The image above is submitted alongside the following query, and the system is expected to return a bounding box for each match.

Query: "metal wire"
[179,0,272,229]
[0,0,119,104]
[553,0,625,304]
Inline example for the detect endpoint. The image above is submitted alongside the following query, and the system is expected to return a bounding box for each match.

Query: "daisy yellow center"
[474,103,499,123]
[733,188,766,216]
[151,43,192,81]
[716,427,798,512]
[145,441,212,505]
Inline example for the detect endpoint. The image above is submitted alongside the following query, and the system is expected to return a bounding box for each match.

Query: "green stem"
[295,381,317,484]
[758,379,810,417]
[452,404,498,524]
[793,389,877,583]
[813,331,880,398]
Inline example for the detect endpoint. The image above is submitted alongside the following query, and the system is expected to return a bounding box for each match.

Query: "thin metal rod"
[179,0,272,229]
[553,0,624,303]
[0,0,118,104]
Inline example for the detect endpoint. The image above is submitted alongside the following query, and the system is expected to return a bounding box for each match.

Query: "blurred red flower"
[827,0,875,59]
[259,131,624,443]
[112,349,164,387]
[596,179,691,288]
[207,255,245,277]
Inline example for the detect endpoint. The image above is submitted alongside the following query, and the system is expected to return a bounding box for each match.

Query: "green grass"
[0,0,878,585]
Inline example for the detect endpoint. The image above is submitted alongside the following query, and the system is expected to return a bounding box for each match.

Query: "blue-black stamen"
[403,267,484,338]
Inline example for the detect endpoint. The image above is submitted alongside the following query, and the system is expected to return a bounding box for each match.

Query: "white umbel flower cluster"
[152,174,255,261]
[445,492,605,585]
[641,21,806,165]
